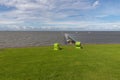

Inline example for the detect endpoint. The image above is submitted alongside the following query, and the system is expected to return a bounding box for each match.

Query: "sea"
[0,31,120,48]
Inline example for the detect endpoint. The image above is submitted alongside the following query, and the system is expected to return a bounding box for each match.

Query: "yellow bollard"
[75,42,81,49]
[54,43,60,50]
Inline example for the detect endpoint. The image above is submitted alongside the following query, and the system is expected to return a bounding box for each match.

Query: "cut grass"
[0,44,120,80]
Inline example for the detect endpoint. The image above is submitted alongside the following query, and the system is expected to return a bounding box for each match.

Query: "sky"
[0,0,120,31]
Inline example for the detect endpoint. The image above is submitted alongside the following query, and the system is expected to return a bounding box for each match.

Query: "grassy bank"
[0,44,120,80]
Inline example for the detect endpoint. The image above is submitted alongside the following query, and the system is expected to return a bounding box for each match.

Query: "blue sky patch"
[0,5,15,12]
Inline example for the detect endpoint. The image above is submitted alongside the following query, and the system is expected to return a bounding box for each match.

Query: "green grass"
[0,44,120,80]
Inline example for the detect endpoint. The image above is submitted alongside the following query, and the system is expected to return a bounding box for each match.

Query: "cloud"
[0,20,23,24]
[0,21,120,31]
[92,0,99,7]
[0,0,99,22]
[1,0,120,31]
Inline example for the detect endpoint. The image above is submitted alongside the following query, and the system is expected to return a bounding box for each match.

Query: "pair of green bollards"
[54,42,82,50]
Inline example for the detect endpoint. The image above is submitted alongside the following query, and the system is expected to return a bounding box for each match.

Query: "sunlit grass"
[0,44,120,80]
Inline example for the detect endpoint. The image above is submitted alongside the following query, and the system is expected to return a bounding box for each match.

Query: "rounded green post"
[54,43,60,50]
[75,41,81,49]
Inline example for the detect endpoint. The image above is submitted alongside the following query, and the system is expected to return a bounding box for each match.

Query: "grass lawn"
[0,44,120,80]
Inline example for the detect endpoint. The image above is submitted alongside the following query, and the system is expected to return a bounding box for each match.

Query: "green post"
[75,42,81,49]
[54,43,60,50]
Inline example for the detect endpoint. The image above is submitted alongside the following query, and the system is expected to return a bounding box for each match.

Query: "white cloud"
[44,21,120,31]
[0,20,23,24]
[57,0,94,10]
[2,0,120,31]
[92,0,99,7]
[0,20,120,31]
[0,0,99,23]
[95,14,109,18]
